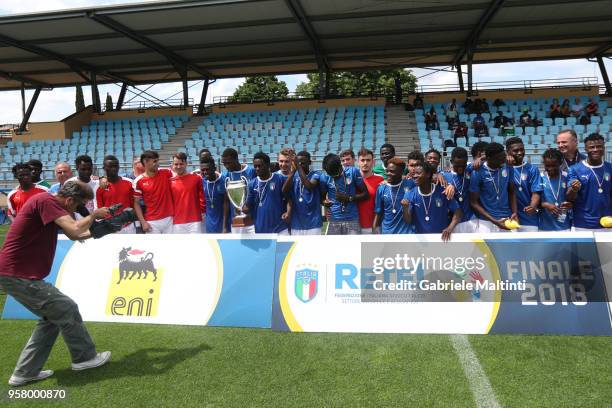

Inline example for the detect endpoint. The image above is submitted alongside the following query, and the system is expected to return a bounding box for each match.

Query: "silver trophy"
[225,176,252,227]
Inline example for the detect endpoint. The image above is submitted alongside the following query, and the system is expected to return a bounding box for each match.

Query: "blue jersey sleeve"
[529,166,543,193]
[319,173,329,193]
[352,168,365,189]
[469,168,481,193]
[374,184,385,214]
[448,197,460,213]
[247,179,257,209]
[567,166,580,190]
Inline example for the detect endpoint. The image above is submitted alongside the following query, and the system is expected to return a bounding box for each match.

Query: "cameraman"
[0,181,112,387]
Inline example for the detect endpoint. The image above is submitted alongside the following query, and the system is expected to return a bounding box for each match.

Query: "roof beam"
[0,69,50,88]
[452,0,506,66]
[0,32,131,85]
[589,42,612,58]
[87,12,212,79]
[284,0,329,71]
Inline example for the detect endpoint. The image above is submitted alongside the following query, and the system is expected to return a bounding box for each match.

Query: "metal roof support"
[91,72,101,113]
[197,78,210,116]
[284,0,329,71]
[457,65,465,93]
[20,83,26,119]
[394,74,402,105]
[317,66,325,98]
[452,0,505,67]
[181,68,189,108]
[116,83,127,110]
[467,52,474,96]
[324,68,330,98]
[18,86,41,132]
[597,56,612,95]
[0,69,51,88]
[88,13,212,79]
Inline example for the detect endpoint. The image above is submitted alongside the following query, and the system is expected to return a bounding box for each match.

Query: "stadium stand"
[185,105,385,165]
[416,95,611,165]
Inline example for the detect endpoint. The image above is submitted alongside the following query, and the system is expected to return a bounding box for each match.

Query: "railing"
[212,91,390,105]
[100,98,194,112]
[416,77,599,95]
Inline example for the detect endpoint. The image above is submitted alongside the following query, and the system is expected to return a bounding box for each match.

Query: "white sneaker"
[71,351,111,371]
[9,370,54,387]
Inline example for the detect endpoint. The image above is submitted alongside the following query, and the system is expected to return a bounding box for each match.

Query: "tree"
[75,84,85,112]
[105,93,114,111]
[295,69,417,100]
[229,75,289,103]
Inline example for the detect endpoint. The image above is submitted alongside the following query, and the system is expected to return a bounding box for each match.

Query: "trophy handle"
[241,175,249,206]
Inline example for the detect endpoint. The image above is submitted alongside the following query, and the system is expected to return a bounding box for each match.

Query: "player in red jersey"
[170,152,205,233]
[96,155,136,233]
[133,150,174,234]
[356,148,384,234]
[7,163,49,220]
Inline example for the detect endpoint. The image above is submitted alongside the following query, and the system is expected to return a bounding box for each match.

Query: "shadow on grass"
[54,343,211,386]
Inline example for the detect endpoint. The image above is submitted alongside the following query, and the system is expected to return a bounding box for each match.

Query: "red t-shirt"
[170,173,204,225]
[133,169,174,221]
[7,185,49,217]
[0,193,68,280]
[358,173,384,228]
[96,177,134,218]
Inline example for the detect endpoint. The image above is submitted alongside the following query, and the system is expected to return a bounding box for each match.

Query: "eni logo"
[105,247,163,317]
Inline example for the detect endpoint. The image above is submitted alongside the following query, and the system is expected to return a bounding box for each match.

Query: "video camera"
[89,203,138,239]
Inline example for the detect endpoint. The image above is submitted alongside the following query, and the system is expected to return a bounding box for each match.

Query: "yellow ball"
[600,216,612,228]
[504,219,520,230]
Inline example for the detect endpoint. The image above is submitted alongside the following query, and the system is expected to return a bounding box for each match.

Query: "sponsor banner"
[594,232,612,330]
[272,233,612,335]
[2,235,277,328]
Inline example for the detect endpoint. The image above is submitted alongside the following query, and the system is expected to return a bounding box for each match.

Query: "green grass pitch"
[0,224,610,407]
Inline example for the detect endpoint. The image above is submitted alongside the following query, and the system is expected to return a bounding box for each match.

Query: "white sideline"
[450,334,501,408]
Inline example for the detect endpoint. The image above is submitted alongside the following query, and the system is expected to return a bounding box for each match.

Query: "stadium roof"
[0,0,610,90]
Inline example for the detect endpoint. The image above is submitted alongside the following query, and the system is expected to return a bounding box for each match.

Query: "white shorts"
[454,218,479,233]
[173,221,203,234]
[231,225,256,234]
[119,223,136,234]
[292,228,322,236]
[147,216,174,234]
[478,220,512,233]
[278,229,290,236]
[517,225,539,232]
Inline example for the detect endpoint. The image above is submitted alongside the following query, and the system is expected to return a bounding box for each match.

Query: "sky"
[0,0,610,124]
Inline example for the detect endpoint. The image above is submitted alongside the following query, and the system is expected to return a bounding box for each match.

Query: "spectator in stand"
[479,98,490,113]
[549,98,562,119]
[447,98,457,112]
[519,108,533,132]
[48,162,73,194]
[463,97,474,114]
[570,98,584,118]
[446,104,459,129]
[472,111,488,137]
[454,122,469,146]
[424,107,439,131]
[356,148,384,234]
[585,98,599,117]
[493,98,506,108]
[413,94,424,110]
[560,99,571,118]
[7,163,49,221]
[27,159,51,188]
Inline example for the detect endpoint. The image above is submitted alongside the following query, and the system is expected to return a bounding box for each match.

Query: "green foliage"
[105,93,114,111]
[75,85,85,112]
[295,69,417,98]
[229,76,289,103]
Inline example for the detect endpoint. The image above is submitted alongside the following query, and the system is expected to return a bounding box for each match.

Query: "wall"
[212,97,385,114]
[413,86,599,105]
[12,122,66,143]
[96,106,191,120]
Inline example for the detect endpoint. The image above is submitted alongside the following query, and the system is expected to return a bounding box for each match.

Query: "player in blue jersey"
[200,156,229,233]
[372,158,414,234]
[401,162,462,241]
[566,133,612,231]
[539,148,572,231]
[282,151,323,235]
[469,142,518,232]
[505,137,543,232]
[321,153,368,235]
[221,148,256,233]
[468,141,488,173]
[243,152,290,234]
[443,147,479,233]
